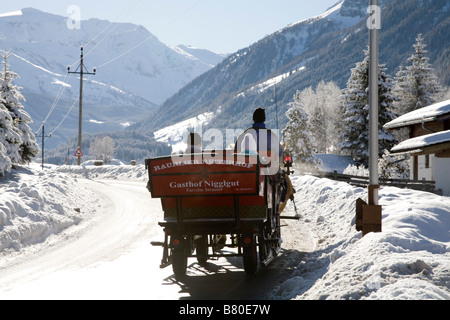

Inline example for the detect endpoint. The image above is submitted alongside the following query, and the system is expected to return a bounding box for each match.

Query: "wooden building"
[384,99,450,196]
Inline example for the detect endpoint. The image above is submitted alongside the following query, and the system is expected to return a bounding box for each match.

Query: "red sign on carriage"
[146,153,262,197]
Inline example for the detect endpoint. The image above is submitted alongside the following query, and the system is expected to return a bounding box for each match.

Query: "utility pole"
[366,0,382,234]
[368,0,380,207]
[68,46,96,165]
[35,123,51,170]
[356,1,382,236]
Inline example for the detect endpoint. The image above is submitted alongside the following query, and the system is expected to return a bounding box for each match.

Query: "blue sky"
[1,0,339,53]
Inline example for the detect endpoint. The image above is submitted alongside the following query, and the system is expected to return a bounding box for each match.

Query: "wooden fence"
[316,170,442,195]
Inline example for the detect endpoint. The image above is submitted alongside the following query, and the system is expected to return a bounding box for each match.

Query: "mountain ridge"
[133,0,449,140]
[131,0,371,132]
[1,8,224,148]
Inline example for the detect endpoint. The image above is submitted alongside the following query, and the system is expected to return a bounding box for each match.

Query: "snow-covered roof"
[391,129,450,154]
[384,99,450,130]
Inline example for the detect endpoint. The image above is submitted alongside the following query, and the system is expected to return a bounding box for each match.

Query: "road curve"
[0,179,314,299]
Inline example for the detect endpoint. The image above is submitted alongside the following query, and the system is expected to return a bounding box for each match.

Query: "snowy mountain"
[133,0,372,133]
[174,45,228,67]
[134,0,449,141]
[0,8,224,148]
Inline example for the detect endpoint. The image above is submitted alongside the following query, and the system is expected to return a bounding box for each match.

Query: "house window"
[425,154,430,168]
[413,156,418,180]
[444,119,450,131]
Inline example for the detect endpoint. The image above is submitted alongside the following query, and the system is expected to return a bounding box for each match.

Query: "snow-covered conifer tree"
[378,149,409,179]
[299,81,341,153]
[339,49,397,166]
[392,66,410,115]
[0,52,39,164]
[0,102,13,176]
[393,34,443,114]
[282,90,319,171]
[309,103,326,153]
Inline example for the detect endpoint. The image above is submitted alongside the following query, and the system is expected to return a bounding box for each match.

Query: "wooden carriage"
[146,150,283,277]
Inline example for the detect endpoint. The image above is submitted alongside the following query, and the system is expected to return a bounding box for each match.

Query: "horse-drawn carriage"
[146,150,293,277]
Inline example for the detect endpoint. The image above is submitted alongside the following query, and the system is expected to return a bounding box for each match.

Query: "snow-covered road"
[0,179,179,299]
[0,177,313,299]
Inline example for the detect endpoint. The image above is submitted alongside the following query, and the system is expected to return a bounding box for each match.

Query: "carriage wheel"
[172,248,187,277]
[243,241,258,275]
[195,236,208,265]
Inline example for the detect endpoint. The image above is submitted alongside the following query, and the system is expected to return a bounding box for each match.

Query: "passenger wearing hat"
[185,132,202,153]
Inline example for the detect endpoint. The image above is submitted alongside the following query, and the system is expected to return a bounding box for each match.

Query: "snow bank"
[0,162,145,254]
[270,175,450,300]
[0,166,88,253]
[54,161,147,181]
[316,154,354,173]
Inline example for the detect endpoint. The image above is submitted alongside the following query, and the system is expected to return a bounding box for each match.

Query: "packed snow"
[0,10,22,18]
[288,1,353,29]
[391,129,450,153]
[0,160,448,300]
[270,174,449,300]
[153,111,218,153]
[384,99,450,130]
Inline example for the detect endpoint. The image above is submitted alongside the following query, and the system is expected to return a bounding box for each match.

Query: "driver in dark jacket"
[235,108,283,171]
[235,108,295,213]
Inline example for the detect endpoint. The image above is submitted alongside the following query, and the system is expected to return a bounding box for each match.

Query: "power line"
[35,73,71,134]
[97,0,203,70]
[69,0,142,69]
[1,49,72,136]
[0,49,73,137]
[96,34,153,69]
[83,0,141,49]
[46,79,89,139]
